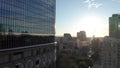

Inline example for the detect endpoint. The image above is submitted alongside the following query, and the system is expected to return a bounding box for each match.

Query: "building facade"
[0,0,56,68]
[109,14,120,39]
[56,33,77,51]
[100,14,120,68]
[77,31,86,41]
[100,37,120,68]
[63,33,72,41]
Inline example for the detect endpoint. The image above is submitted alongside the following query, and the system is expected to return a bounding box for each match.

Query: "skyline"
[56,0,120,37]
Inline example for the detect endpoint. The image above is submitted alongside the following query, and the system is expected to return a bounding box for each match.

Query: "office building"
[100,14,120,68]
[109,14,120,39]
[0,0,56,68]
[77,31,87,47]
[77,31,86,41]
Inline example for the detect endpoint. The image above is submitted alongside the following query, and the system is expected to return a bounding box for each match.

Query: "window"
[15,63,23,68]
[4,67,9,68]
[35,58,40,68]
[26,60,33,68]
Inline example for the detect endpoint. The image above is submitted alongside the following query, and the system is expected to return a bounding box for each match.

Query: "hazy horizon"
[56,0,120,37]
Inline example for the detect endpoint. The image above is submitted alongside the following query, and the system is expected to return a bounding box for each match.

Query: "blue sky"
[56,0,120,37]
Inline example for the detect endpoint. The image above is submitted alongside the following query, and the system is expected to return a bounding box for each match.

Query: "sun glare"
[74,15,108,37]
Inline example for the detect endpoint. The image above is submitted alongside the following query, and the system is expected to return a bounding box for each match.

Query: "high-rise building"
[77,31,86,41]
[100,37,120,68]
[109,14,120,39]
[101,14,120,68]
[0,0,56,68]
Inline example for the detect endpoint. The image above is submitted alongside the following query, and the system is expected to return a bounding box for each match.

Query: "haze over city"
[56,0,120,37]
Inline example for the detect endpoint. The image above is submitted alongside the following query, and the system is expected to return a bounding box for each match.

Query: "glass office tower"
[109,14,120,39]
[0,0,56,68]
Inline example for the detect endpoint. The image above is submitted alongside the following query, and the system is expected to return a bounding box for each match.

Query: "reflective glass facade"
[109,14,120,39]
[0,0,56,49]
[0,0,55,34]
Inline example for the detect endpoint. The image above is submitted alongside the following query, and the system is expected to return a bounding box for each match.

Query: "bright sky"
[56,0,120,37]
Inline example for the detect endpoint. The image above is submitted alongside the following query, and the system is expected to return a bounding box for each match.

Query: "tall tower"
[109,14,120,39]
[0,0,56,68]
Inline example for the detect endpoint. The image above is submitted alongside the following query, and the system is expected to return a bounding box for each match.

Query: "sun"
[81,15,102,30]
[74,14,108,37]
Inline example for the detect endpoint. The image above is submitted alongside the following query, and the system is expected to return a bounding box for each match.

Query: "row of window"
[0,2,54,20]
[0,44,55,64]
[0,23,54,34]
[4,56,54,68]
[0,0,55,34]
[0,35,55,49]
